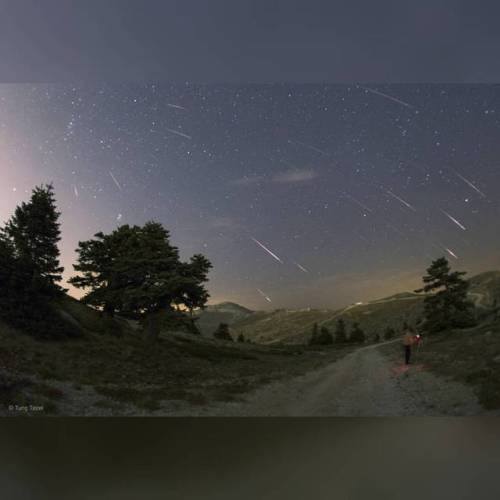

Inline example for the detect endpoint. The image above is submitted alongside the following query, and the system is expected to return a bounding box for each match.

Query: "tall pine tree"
[415,257,475,333]
[1,205,71,338]
[5,184,64,294]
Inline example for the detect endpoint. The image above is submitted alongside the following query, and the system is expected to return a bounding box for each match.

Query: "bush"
[384,327,396,340]
[318,326,333,345]
[349,323,365,343]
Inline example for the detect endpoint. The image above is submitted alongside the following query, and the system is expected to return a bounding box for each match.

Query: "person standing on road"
[402,326,416,365]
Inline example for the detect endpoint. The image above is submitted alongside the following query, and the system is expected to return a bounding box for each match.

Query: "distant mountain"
[195,302,254,336]
[231,308,338,344]
[228,271,500,345]
[231,296,424,345]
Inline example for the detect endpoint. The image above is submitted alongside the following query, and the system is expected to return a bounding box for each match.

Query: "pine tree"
[0,227,71,338]
[69,221,212,341]
[350,322,365,343]
[0,231,18,320]
[174,254,212,317]
[318,326,333,345]
[383,326,396,340]
[334,318,347,343]
[5,184,64,293]
[493,299,499,321]
[415,257,475,333]
[214,323,232,341]
[309,322,319,345]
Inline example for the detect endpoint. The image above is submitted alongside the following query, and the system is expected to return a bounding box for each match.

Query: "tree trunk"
[146,313,160,342]
[103,302,115,317]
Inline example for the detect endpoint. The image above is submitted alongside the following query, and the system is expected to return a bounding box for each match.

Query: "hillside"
[230,297,424,345]
[231,308,339,344]
[195,302,254,336]
[0,302,349,416]
[2,270,500,415]
[378,316,500,411]
[468,271,500,308]
[228,271,500,344]
[52,295,135,337]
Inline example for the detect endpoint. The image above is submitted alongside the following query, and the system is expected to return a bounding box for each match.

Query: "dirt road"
[204,341,487,416]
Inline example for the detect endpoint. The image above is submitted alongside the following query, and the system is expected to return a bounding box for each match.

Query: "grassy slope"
[229,271,500,345]
[468,271,500,308]
[231,297,424,345]
[0,298,351,415]
[232,309,339,344]
[2,270,499,414]
[378,316,500,410]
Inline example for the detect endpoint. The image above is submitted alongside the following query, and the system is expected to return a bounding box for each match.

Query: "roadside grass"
[378,319,500,410]
[32,383,64,400]
[0,320,353,414]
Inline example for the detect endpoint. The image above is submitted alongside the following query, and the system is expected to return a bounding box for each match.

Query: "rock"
[493,355,500,364]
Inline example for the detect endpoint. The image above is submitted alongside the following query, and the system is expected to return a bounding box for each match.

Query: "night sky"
[1,83,499,309]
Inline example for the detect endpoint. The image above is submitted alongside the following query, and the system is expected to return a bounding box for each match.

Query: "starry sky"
[1,83,499,310]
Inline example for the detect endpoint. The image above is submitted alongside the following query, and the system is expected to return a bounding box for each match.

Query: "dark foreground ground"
[1,297,499,416]
[0,320,353,416]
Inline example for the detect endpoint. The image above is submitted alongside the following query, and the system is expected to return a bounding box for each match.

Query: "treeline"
[212,322,248,343]
[309,319,366,346]
[309,255,477,346]
[0,184,212,340]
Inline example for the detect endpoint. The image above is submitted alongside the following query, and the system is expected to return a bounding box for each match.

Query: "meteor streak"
[358,85,414,109]
[256,288,272,302]
[444,247,459,259]
[251,237,284,264]
[451,170,486,198]
[343,193,373,213]
[166,128,192,139]
[384,189,417,212]
[432,242,459,260]
[293,261,309,273]
[288,139,329,156]
[385,222,405,237]
[440,209,466,231]
[166,103,186,110]
[109,171,122,191]
[355,232,370,243]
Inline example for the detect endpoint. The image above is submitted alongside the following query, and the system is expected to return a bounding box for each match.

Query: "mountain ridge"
[197,270,500,344]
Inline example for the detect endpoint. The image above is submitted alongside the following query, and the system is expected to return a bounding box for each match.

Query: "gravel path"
[199,341,489,416]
